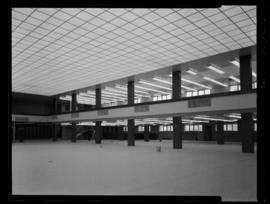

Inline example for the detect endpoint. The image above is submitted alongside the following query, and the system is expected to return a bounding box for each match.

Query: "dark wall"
[12,92,53,115]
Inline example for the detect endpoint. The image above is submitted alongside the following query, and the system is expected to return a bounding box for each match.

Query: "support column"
[96,88,101,108]
[216,121,225,144]
[12,122,16,142]
[240,54,252,92]
[173,116,183,149]
[172,70,181,99]
[240,113,254,153]
[71,123,76,142]
[127,119,135,146]
[128,80,134,105]
[172,69,183,149]
[144,124,150,142]
[95,121,102,144]
[52,124,58,141]
[53,98,58,114]
[118,126,124,140]
[71,92,77,112]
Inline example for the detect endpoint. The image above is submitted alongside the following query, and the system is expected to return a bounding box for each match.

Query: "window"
[252,82,257,89]
[167,94,172,99]
[153,96,158,101]
[232,123,238,131]
[205,89,211,95]
[192,91,198,96]
[158,95,162,101]
[227,124,232,131]
[254,123,257,131]
[194,125,198,131]
[160,126,164,131]
[199,90,204,95]
[224,124,227,131]
[162,95,167,100]
[190,125,194,131]
[198,124,202,131]
[185,125,189,131]
[186,92,192,97]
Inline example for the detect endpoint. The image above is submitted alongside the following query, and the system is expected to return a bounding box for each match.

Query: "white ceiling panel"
[12,6,257,96]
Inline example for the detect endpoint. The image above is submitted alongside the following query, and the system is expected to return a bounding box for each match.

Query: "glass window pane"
[185,125,189,131]
[187,92,192,97]
[162,95,167,100]
[227,124,232,131]
[198,124,202,131]
[205,89,211,94]
[167,94,171,99]
[233,123,238,131]
[199,90,204,95]
[194,125,198,131]
[190,125,194,131]
[254,123,257,131]
[224,124,227,131]
[193,91,198,96]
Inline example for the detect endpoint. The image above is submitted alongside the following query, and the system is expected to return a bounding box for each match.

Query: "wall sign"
[98,109,108,116]
[134,105,150,112]
[71,112,79,118]
[188,98,211,108]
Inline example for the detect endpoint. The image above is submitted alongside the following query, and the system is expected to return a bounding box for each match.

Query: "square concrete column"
[216,121,225,144]
[53,98,58,114]
[144,124,150,142]
[52,124,58,141]
[95,121,102,144]
[172,70,181,99]
[128,80,134,105]
[127,119,135,146]
[240,54,252,92]
[118,126,124,140]
[71,123,76,142]
[96,88,101,108]
[173,116,183,149]
[240,113,254,153]
[71,92,77,112]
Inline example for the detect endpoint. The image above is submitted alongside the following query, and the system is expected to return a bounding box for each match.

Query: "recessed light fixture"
[207,64,225,74]
[135,85,169,94]
[203,76,228,87]
[229,76,240,83]
[139,80,172,90]
[230,59,240,67]
[194,116,237,122]
[186,69,197,75]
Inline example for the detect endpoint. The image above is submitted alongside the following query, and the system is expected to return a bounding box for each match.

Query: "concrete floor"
[12,139,256,201]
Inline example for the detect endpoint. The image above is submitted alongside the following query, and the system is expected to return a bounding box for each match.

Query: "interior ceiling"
[12,6,256,96]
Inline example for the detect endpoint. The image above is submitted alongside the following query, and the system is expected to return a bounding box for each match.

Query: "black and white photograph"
[8,1,267,202]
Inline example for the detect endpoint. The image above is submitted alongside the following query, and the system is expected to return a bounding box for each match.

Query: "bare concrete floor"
[12,139,256,201]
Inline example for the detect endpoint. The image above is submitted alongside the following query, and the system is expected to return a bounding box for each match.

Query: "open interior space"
[9,3,262,202]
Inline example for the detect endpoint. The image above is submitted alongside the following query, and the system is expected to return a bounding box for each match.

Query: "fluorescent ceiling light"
[186,69,197,75]
[135,85,169,94]
[203,76,228,87]
[181,85,197,91]
[194,116,236,122]
[59,96,71,101]
[182,119,209,123]
[230,59,240,67]
[139,80,172,90]
[226,114,241,119]
[252,72,257,78]
[182,78,212,89]
[229,76,240,83]
[207,65,225,74]
[152,77,172,85]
